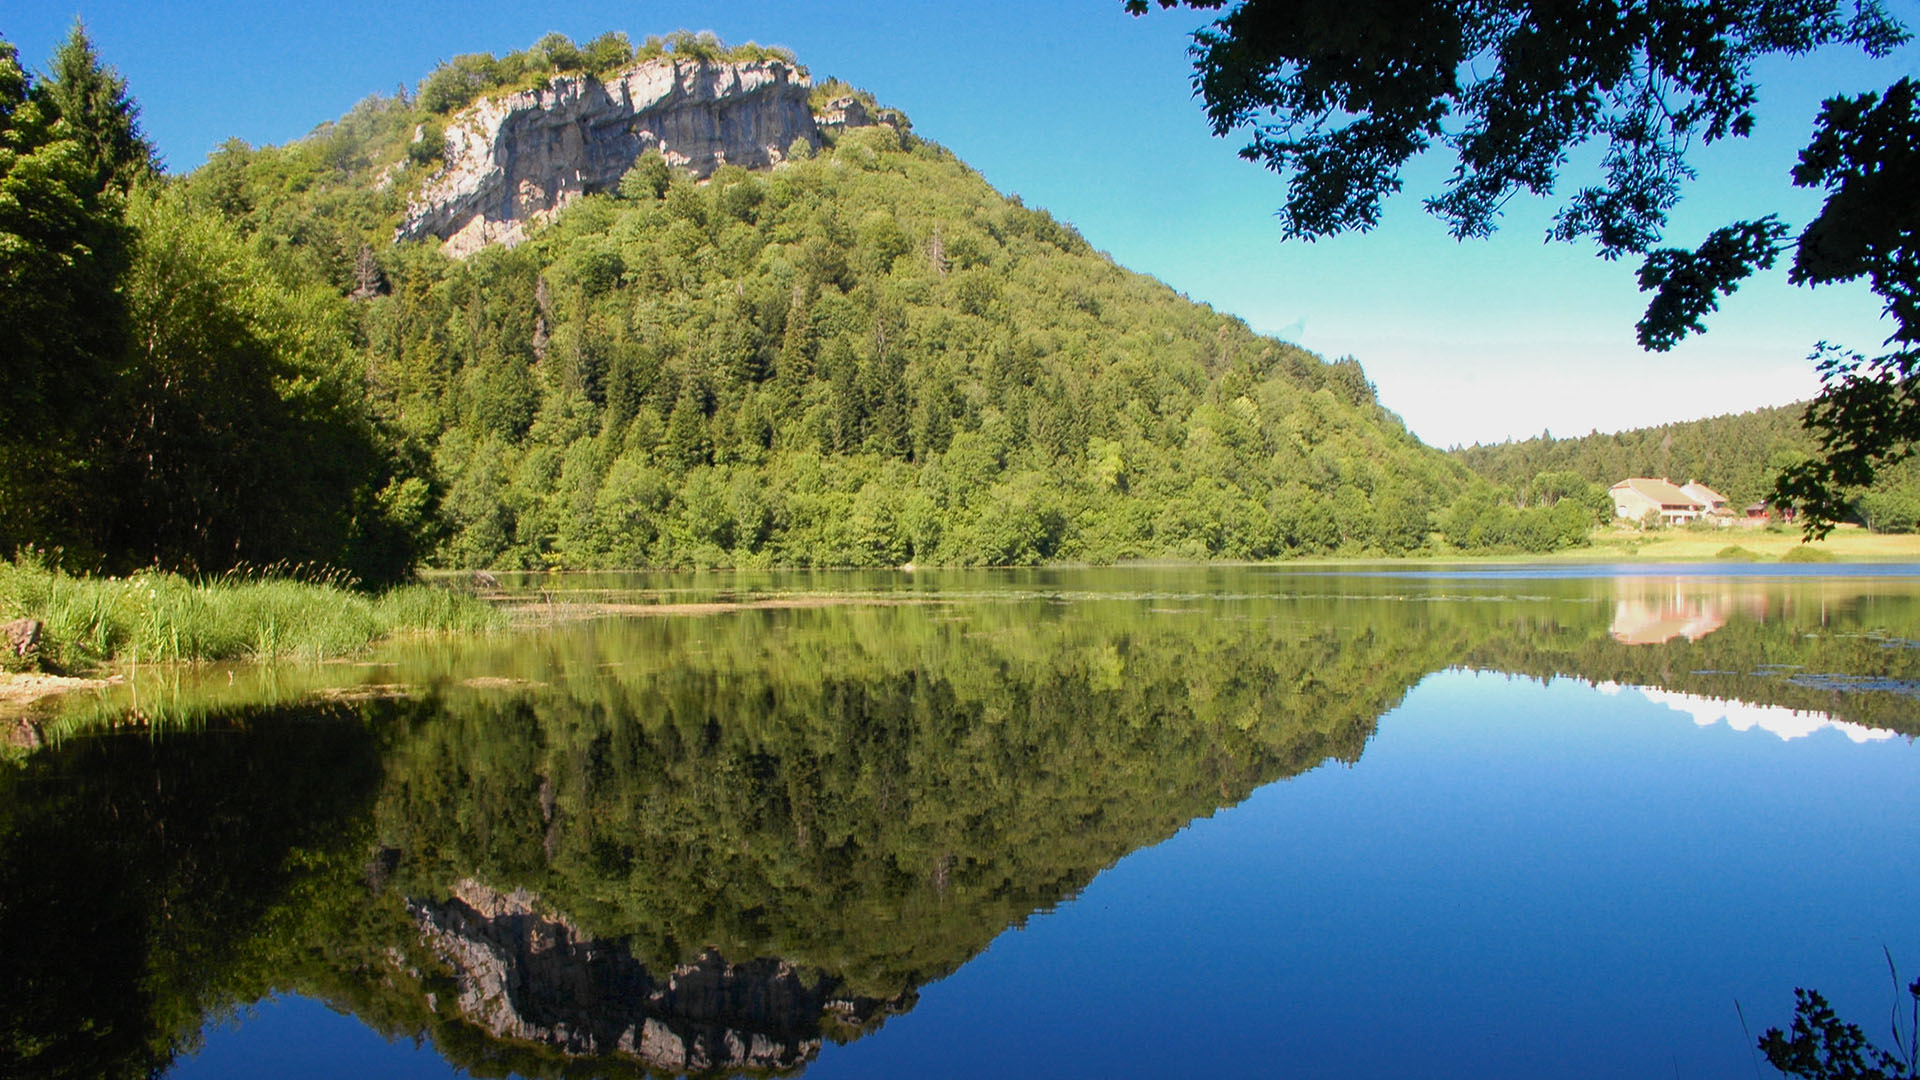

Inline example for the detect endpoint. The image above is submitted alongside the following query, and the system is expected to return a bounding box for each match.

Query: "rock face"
[398,58,821,257]
[410,878,911,1073]
[4,618,41,659]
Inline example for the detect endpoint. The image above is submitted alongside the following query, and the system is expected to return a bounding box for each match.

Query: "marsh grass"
[0,553,500,672]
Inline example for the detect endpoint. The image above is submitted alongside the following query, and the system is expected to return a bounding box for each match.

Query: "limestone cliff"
[399,57,827,257]
[409,879,912,1073]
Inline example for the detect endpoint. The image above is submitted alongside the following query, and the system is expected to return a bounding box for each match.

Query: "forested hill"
[1451,406,1814,508]
[184,33,1491,569]
[1450,406,1920,531]
[8,29,1509,576]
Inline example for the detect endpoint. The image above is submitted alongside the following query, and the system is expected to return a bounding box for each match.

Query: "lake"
[6,564,1920,1079]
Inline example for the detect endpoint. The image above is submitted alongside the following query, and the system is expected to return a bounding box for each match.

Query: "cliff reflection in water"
[408,878,911,1073]
[4,570,1920,1079]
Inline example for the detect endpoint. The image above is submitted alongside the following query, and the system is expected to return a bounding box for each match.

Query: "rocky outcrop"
[4,618,41,659]
[398,57,821,257]
[409,878,912,1073]
[813,94,874,132]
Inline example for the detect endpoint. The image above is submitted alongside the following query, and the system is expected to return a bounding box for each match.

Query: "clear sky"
[7,0,1916,448]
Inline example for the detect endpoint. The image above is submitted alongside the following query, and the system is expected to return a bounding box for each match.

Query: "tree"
[105,187,398,577]
[1127,0,1914,533]
[39,21,158,192]
[0,36,130,560]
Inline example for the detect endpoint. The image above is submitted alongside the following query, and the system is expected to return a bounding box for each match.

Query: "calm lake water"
[8,565,1920,1079]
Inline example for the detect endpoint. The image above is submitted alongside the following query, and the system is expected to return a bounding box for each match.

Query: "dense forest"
[3,26,1647,578]
[1452,405,1920,532]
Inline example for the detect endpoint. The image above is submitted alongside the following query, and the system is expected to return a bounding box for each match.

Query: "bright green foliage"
[0,551,499,671]
[9,30,1547,576]
[339,120,1479,567]
[1456,407,1819,507]
[1857,487,1920,532]
[0,38,131,562]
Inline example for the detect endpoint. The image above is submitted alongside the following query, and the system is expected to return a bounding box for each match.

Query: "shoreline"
[9,540,1920,731]
[420,525,1920,576]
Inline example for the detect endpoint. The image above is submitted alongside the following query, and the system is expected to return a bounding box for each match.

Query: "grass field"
[1579,523,1920,562]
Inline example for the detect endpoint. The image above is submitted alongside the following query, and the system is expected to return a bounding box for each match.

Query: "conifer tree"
[40,21,157,192]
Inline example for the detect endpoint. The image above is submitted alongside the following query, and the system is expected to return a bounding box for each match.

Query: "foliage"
[39,20,157,190]
[105,186,424,579]
[8,27,1593,576]
[328,91,1486,567]
[1,30,433,583]
[1451,403,1920,529]
[1761,975,1920,1079]
[1771,80,1920,534]
[0,551,498,671]
[1127,0,1918,534]
[415,30,796,117]
[0,36,131,564]
[9,569,1920,1075]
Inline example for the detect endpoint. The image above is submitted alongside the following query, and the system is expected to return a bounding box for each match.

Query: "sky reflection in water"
[13,566,1915,1080]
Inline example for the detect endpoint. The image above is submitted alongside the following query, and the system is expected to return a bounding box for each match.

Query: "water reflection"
[1596,682,1898,742]
[2,568,1918,1078]
[409,879,911,1073]
[1607,577,1781,644]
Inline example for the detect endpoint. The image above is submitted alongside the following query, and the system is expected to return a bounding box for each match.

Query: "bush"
[1780,545,1836,563]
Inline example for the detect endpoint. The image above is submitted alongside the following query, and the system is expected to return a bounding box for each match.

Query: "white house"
[1609,477,1708,525]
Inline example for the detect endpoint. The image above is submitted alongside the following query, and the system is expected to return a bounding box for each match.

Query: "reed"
[0,552,500,672]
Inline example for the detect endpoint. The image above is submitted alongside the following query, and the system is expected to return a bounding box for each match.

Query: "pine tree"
[40,21,157,192]
[776,285,813,389]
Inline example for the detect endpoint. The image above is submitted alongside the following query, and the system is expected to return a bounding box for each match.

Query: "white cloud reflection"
[1594,682,1896,743]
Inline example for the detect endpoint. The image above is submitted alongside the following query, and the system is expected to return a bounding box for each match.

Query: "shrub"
[1780,545,1836,563]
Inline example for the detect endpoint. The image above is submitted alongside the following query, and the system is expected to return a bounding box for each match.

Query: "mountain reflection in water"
[3,567,1918,1080]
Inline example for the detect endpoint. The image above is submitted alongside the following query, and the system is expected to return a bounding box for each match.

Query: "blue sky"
[8,0,1916,448]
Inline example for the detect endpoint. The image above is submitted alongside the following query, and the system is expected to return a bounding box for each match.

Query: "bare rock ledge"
[399,57,834,257]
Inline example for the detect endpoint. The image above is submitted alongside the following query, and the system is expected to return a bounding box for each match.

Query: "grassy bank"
[1579,524,1920,563]
[0,556,501,673]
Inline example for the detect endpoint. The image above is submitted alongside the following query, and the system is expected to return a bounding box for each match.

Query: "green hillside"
[10,29,1617,575]
[182,36,1507,569]
[1451,406,1920,532]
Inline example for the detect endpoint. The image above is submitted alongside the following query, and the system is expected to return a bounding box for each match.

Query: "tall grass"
[0,553,500,671]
